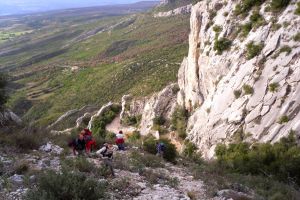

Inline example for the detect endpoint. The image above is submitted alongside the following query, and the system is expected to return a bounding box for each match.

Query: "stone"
[39,142,64,155]
[9,174,24,186]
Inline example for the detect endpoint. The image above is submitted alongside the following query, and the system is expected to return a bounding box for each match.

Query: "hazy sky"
[0,0,153,16]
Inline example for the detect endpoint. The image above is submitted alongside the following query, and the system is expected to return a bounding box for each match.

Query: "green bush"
[62,157,95,173]
[214,38,232,55]
[278,115,289,124]
[243,84,254,95]
[91,105,121,138]
[233,90,242,99]
[240,22,252,37]
[153,116,166,126]
[122,115,141,126]
[295,2,300,15]
[171,106,188,139]
[249,10,265,29]
[25,170,106,200]
[143,136,177,162]
[294,32,300,41]
[270,0,290,12]
[234,0,265,16]
[215,133,300,185]
[127,131,141,143]
[246,41,263,59]
[279,45,292,55]
[213,25,222,33]
[182,140,201,163]
[269,82,279,92]
[0,73,7,108]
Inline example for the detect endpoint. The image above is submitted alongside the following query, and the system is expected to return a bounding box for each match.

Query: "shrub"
[215,133,300,185]
[182,140,200,161]
[143,136,177,162]
[91,105,120,138]
[246,41,263,59]
[213,25,222,33]
[122,115,137,126]
[214,37,232,55]
[295,2,300,15]
[62,157,95,173]
[171,106,188,139]
[249,10,265,29]
[278,45,292,55]
[269,82,279,92]
[293,32,300,41]
[234,0,265,16]
[243,84,254,95]
[153,115,166,126]
[0,73,7,108]
[233,90,242,99]
[25,170,106,200]
[278,115,289,124]
[130,150,164,170]
[240,22,252,37]
[270,0,291,12]
[127,131,141,143]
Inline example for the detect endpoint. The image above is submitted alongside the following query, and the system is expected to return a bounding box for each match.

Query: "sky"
[0,0,151,16]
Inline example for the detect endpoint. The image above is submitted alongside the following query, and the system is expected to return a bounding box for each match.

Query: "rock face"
[0,109,22,127]
[177,0,300,158]
[154,4,192,18]
[121,84,178,137]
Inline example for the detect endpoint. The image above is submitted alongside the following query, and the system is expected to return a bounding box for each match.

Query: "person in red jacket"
[115,130,125,150]
[82,128,96,155]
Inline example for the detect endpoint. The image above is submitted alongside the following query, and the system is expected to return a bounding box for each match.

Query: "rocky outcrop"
[177,0,300,158]
[0,109,22,127]
[154,4,192,18]
[121,84,178,136]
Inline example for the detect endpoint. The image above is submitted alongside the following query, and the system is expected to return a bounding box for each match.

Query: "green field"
[2,4,189,125]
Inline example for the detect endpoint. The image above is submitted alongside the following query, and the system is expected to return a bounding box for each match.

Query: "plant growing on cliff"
[296,2,300,15]
[269,0,291,12]
[294,32,300,42]
[214,37,232,55]
[278,115,289,124]
[234,0,266,16]
[243,84,254,95]
[246,41,263,59]
[249,10,265,29]
[171,106,189,139]
[269,82,279,92]
[234,90,242,99]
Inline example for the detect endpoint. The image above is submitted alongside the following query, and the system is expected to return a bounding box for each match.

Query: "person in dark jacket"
[68,133,86,156]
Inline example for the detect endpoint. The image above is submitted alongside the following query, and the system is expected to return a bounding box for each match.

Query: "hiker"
[68,133,86,156]
[96,143,115,177]
[82,128,96,155]
[156,141,165,158]
[115,130,125,151]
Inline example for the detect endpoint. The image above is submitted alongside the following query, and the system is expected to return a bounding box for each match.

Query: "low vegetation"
[25,170,106,200]
[214,37,232,55]
[171,106,189,139]
[246,41,263,59]
[215,133,300,185]
[296,2,300,15]
[269,82,279,92]
[233,90,242,99]
[278,115,289,124]
[143,136,177,162]
[234,0,265,16]
[269,0,291,12]
[294,32,300,42]
[243,84,254,95]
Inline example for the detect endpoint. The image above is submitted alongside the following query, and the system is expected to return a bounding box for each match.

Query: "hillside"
[2,2,189,125]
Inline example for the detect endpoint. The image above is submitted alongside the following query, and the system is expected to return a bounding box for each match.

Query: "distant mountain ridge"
[0,0,159,16]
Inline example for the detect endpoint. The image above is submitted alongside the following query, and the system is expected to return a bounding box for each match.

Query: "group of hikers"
[68,128,165,177]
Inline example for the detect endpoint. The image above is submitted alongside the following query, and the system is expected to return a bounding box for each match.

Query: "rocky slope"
[154,4,192,18]
[177,0,300,158]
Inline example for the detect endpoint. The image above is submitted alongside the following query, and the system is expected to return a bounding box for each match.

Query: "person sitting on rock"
[115,130,125,151]
[96,143,115,177]
[68,133,86,156]
[82,128,96,155]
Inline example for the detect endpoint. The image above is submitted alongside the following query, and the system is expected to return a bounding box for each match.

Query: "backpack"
[101,147,113,158]
[159,142,165,152]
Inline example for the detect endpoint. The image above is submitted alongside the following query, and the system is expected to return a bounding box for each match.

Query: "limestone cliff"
[178,0,300,158]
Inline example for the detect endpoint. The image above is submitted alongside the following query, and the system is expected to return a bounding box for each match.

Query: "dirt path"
[106,115,136,134]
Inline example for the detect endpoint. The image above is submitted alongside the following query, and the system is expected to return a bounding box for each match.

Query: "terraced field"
[2,2,189,125]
